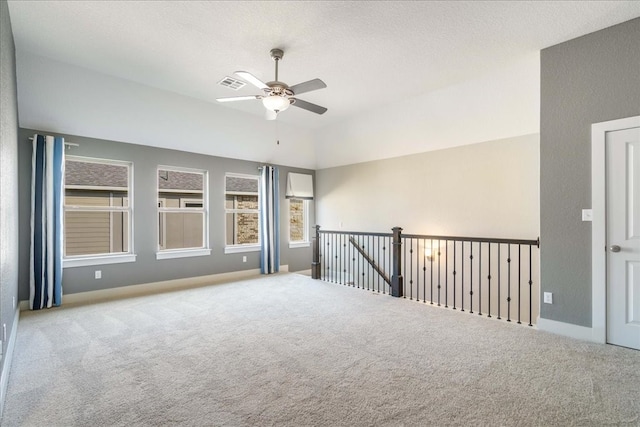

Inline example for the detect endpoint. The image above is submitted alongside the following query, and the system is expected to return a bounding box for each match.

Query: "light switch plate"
[543,292,553,304]
[582,209,593,221]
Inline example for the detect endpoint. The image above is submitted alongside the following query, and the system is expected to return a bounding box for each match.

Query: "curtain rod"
[28,136,79,148]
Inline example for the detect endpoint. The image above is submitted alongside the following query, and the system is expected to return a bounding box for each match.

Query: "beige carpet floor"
[2,273,639,426]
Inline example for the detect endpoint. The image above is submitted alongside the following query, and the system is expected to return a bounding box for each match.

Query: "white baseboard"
[20,266,290,310]
[536,317,602,343]
[0,308,20,418]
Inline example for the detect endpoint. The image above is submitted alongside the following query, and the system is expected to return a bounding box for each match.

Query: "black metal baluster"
[478,242,482,315]
[437,239,441,306]
[453,241,457,310]
[528,245,533,327]
[370,236,374,291]
[409,239,414,300]
[507,244,512,322]
[420,239,427,302]
[321,234,324,280]
[382,238,387,294]
[419,239,422,302]
[360,236,365,289]
[518,244,522,324]
[461,242,464,312]
[336,233,339,284]
[342,234,346,285]
[403,238,407,298]
[469,242,474,314]
[487,243,492,318]
[351,236,358,287]
[328,233,332,283]
[445,240,449,308]
[376,236,380,293]
[497,244,501,320]
[430,239,434,304]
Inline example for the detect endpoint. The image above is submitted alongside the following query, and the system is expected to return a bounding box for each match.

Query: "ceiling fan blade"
[289,78,327,96]
[265,109,277,121]
[235,71,269,90]
[291,98,327,115]
[216,95,261,103]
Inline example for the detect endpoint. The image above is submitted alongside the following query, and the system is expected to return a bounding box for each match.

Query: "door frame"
[591,115,640,344]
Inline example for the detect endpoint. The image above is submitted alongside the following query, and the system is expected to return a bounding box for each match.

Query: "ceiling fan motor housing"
[270,48,284,61]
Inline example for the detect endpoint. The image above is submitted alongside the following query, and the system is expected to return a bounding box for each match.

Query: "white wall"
[315,53,540,169]
[316,134,539,239]
[16,52,318,169]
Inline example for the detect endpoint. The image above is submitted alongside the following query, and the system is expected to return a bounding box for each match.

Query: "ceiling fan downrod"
[270,48,284,82]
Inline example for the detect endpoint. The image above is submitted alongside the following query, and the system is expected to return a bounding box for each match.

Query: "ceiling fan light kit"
[262,95,290,113]
[216,48,327,120]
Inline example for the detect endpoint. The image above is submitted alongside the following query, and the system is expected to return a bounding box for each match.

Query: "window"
[157,167,209,259]
[225,174,259,253]
[64,156,135,266]
[289,198,310,247]
[285,172,313,248]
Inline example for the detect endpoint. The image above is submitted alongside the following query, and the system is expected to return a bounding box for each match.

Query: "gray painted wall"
[540,18,640,327]
[18,129,315,300]
[0,0,20,414]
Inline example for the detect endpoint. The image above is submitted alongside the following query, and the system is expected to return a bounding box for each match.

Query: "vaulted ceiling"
[7,1,640,168]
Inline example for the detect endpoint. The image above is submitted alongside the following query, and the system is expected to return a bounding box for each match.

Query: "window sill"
[156,248,211,260]
[64,253,137,268]
[289,241,310,249]
[224,245,261,254]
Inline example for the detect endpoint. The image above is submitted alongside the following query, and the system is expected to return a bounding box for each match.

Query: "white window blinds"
[285,173,314,200]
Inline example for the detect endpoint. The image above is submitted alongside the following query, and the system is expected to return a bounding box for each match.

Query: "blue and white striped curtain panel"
[259,165,280,274]
[30,134,64,310]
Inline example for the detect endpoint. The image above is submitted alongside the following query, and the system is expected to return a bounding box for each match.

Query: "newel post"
[391,226,403,297]
[311,225,321,279]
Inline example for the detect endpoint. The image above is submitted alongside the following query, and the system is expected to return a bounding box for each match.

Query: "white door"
[606,125,640,350]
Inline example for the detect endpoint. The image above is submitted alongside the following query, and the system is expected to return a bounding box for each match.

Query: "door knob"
[609,245,621,253]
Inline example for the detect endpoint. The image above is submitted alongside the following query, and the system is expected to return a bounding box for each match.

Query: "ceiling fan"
[216,48,327,120]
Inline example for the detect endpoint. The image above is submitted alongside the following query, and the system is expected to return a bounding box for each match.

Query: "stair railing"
[312,226,540,326]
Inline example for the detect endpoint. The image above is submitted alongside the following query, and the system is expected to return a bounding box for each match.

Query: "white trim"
[156,248,211,260]
[66,185,127,191]
[289,242,310,249]
[18,267,290,309]
[64,253,137,268]
[0,308,20,418]
[591,115,640,345]
[536,317,599,343]
[224,244,261,254]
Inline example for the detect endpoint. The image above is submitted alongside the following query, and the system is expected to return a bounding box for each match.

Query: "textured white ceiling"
[7,1,640,131]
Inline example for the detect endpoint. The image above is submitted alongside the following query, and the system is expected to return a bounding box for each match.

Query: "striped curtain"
[30,134,64,309]
[259,166,280,274]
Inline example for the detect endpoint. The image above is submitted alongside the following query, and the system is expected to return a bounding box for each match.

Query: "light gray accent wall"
[18,129,314,300]
[317,134,540,239]
[540,18,640,327]
[0,0,20,414]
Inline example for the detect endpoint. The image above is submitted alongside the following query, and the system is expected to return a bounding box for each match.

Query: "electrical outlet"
[543,292,553,304]
[242,256,247,263]
[95,270,102,279]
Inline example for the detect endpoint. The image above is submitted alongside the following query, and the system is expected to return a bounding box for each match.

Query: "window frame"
[63,156,136,268]
[288,198,311,248]
[156,166,211,260]
[224,173,260,254]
